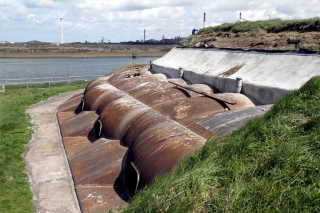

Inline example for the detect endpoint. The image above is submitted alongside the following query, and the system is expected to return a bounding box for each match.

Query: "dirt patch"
[219,64,244,77]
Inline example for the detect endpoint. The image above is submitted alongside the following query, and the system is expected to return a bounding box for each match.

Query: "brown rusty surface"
[99,97,150,139]
[131,87,200,106]
[83,83,125,112]
[56,112,78,123]
[153,96,225,126]
[57,93,83,113]
[59,111,98,138]
[121,109,170,147]
[68,138,127,186]
[75,186,128,213]
[83,76,110,95]
[126,134,205,187]
[126,121,204,165]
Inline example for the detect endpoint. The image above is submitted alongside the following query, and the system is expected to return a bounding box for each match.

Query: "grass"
[125,76,320,212]
[0,82,87,212]
[198,17,320,34]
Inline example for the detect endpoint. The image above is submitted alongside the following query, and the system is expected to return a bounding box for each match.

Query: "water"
[0,57,159,80]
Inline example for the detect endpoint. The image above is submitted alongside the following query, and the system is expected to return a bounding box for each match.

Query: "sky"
[0,0,319,43]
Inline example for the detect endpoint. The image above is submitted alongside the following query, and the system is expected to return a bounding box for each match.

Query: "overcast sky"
[0,0,319,43]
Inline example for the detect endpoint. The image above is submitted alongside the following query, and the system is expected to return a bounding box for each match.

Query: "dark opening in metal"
[124,162,140,198]
[75,98,84,114]
[93,119,102,138]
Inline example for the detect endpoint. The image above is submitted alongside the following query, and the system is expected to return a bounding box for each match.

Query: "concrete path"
[24,90,83,213]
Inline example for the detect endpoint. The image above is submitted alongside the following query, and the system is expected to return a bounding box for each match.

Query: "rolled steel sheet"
[99,97,150,139]
[59,111,98,138]
[153,96,225,125]
[127,121,204,163]
[109,75,166,92]
[76,186,128,212]
[185,84,214,94]
[121,110,171,147]
[68,138,127,186]
[214,93,256,110]
[83,83,125,112]
[125,132,205,188]
[126,81,172,96]
[135,87,200,106]
[57,93,83,113]
[84,76,110,95]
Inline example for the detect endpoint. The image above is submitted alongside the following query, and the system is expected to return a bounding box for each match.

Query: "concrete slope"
[152,48,320,104]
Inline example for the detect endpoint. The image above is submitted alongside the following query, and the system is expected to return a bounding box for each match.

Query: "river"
[0,57,159,80]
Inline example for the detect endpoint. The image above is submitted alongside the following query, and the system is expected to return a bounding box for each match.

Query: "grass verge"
[0,82,87,212]
[125,76,320,212]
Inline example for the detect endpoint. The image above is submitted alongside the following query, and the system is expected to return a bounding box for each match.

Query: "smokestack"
[203,12,206,28]
[240,12,242,19]
[144,29,145,42]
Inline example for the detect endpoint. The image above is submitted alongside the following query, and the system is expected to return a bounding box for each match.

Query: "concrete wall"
[152,48,320,104]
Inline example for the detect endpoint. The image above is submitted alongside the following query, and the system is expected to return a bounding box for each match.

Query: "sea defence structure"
[152,48,320,105]
[56,48,320,212]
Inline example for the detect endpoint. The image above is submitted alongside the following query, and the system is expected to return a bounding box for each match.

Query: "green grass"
[0,82,87,212]
[125,76,320,212]
[198,17,320,34]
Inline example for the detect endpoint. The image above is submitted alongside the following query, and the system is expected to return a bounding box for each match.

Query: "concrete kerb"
[24,90,83,213]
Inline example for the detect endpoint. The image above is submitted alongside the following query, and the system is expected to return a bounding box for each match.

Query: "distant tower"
[203,12,206,28]
[144,29,146,42]
[240,12,242,19]
[162,35,164,43]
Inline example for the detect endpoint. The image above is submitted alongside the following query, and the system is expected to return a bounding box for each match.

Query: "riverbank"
[0,43,174,58]
[0,52,168,58]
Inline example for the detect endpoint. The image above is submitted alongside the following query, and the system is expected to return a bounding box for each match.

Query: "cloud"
[0,0,319,42]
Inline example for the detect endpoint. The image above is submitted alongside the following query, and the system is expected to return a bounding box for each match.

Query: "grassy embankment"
[0,82,88,212]
[199,17,320,34]
[125,76,320,212]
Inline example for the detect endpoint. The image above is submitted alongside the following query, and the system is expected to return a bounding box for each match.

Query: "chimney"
[144,29,145,42]
[240,12,242,19]
[203,12,206,28]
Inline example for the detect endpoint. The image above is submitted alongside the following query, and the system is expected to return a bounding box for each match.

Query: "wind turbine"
[54,10,67,44]
[0,11,9,21]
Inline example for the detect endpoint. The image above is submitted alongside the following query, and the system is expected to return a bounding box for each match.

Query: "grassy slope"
[198,17,320,34]
[0,82,87,212]
[125,76,320,212]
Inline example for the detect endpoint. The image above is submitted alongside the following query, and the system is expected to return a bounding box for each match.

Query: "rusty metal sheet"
[62,136,97,157]
[120,109,171,147]
[57,93,83,113]
[215,93,256,110]
[153,96,226,125]
[197,104,272,136]
[125,134,205,188]
[185,84,214,94]
[83,83,125,112]
[68,138,127,186]
[76,186,128,213]
[56,112,78,123]
[127,121,204,164]
[126,81,172,96]
[99,97,150,139]
[84,76,110,95]
[135,87,199,106]
[109,75,163,92]
[59,111,98,138]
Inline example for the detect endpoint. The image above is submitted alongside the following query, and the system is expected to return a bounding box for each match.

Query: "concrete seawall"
[152,48,320,104]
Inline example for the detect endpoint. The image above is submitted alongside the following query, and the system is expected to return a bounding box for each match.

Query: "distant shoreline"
[0,52,167,58]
